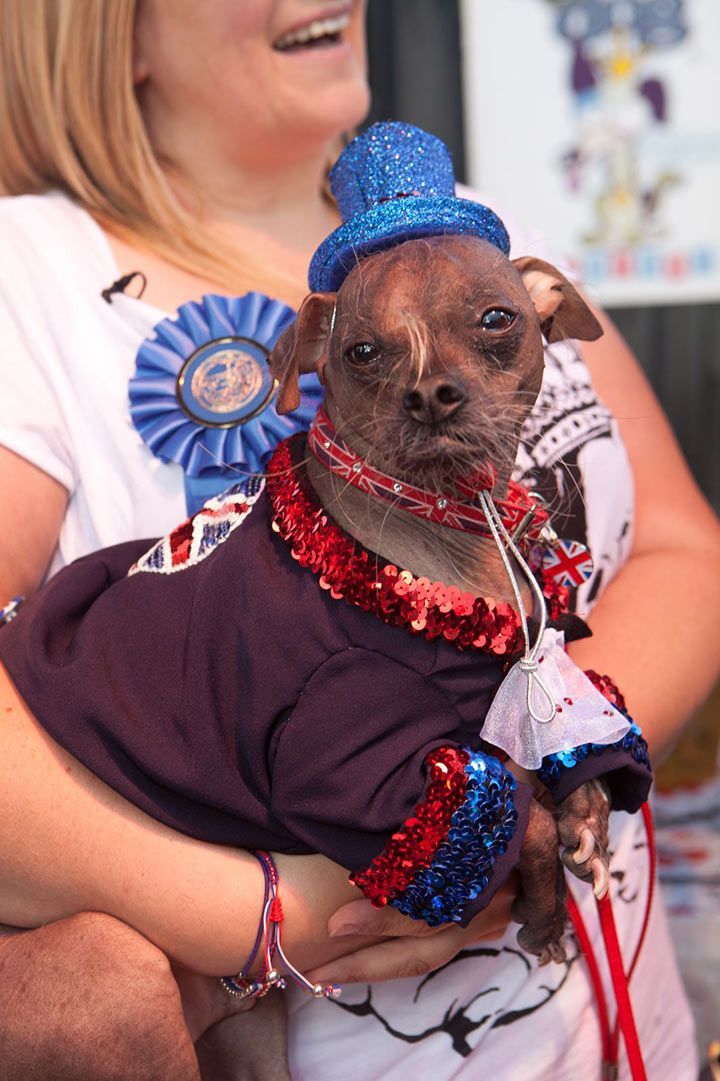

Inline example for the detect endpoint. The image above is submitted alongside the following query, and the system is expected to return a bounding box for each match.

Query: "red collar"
[307,407,547,543]
[267,437,568,657]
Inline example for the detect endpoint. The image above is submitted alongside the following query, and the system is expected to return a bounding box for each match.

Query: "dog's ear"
[513,257,603,343]
[268,292,337,414]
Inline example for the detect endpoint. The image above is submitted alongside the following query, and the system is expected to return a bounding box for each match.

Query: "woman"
[0,4,522,1078]
[0,2,718,1080]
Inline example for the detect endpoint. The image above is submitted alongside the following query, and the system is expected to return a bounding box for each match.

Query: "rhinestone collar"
[307,408,547,543]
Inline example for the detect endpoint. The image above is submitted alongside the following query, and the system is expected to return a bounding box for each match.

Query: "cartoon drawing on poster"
[461,0,720,305]
[551,0,685,248]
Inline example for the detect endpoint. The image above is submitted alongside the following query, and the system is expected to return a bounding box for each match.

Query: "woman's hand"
[305,878,517,986]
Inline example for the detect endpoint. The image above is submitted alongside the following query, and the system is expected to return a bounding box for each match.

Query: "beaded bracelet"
[220,850,341,1002]
[0,596,24,626]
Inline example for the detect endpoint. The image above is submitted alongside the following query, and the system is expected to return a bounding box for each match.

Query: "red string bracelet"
[220,850,341,1002]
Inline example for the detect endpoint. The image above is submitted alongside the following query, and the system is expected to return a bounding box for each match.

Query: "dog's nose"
[402,375,467,425]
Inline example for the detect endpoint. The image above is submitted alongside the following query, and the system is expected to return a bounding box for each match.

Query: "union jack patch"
[129,478,265,576]
[542,538,594,588]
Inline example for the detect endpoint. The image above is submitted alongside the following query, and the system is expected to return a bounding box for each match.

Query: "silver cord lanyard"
[478,489,556,724]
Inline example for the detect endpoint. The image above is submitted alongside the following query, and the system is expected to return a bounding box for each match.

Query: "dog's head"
[269,235,601,493]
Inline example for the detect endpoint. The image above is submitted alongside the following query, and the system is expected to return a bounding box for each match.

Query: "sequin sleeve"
[270,647,533,927]
[536,671,651,811]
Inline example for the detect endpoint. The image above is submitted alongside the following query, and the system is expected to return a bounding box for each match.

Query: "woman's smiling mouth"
[273,9,352,53]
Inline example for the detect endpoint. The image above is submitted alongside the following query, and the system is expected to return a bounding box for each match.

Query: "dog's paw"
[516,906,568,966]
[557,780,611,899]
[514,857,568,966]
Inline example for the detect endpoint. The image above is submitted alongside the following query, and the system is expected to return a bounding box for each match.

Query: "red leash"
[566,802,655,1081]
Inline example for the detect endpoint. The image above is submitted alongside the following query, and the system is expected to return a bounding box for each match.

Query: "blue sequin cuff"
[352,746,530,927]
[537,723,651,810]
[538,722,649,779]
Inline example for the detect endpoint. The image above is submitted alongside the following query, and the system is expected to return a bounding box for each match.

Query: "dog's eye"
[480,309,516,332]
[345,342,380,364]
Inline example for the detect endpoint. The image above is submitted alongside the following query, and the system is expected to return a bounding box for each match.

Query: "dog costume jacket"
[0,435,651,926]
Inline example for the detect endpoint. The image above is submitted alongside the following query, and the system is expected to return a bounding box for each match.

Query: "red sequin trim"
[584,670,628,713]
[267,441,529,655]
[543,579,571,621]
[350,746,470,906]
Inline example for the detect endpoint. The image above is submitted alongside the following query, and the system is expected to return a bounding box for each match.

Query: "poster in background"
[460,0,720,306]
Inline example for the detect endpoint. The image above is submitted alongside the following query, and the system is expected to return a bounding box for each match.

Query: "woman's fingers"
[306,925,469,985]
[311,909,516,986]
[327,898,445,939]
[328,878,518,941]
[317,886,518,985]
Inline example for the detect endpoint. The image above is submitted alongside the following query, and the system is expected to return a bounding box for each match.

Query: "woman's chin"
[270,38,369,131]
[282,85,370,151]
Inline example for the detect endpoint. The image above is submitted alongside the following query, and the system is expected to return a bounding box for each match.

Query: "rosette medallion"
[129,292,322,513]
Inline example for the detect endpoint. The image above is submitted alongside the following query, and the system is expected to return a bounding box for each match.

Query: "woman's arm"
[0,658,367,974]
[567,309,720,761]
[0,448,67,598]
[0,660,514,980]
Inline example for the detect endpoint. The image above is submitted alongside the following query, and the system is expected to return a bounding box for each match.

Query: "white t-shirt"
[0,191,187,578]
[0,190,696,1080]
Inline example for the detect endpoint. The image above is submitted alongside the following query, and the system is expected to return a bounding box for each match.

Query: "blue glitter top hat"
[308,122,510,292]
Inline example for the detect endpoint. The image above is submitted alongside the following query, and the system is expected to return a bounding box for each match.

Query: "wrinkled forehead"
[337,236,528,327]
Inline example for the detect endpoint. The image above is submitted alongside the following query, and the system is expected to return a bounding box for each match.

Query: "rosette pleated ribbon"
[129,292,322,515]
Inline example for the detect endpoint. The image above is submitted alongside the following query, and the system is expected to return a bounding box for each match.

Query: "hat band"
[377,191,422,202]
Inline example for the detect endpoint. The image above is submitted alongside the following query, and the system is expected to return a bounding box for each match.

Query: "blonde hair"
[0,0,312,295]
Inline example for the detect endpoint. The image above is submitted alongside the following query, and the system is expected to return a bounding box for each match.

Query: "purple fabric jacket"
[0,439,651,924]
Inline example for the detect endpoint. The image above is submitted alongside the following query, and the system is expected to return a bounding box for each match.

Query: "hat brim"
[308,196,511,292]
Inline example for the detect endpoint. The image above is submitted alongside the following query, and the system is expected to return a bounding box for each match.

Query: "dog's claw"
[573,827,595,865]
[548,940,567,965]
[534,939,566,967]
[592,778,610,806]
[591,857,610,899]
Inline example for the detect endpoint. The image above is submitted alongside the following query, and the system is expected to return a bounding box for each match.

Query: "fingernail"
[328,924,361,938]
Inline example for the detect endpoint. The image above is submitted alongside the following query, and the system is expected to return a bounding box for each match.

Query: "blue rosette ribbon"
[129,292,322,515]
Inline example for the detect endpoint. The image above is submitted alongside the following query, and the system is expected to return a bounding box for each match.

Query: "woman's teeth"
[274,13,350,51]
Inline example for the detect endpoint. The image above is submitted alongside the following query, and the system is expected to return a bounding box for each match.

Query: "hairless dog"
[270,234,612,963]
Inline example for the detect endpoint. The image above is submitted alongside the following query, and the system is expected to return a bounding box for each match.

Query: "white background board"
[460,0,720,306]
